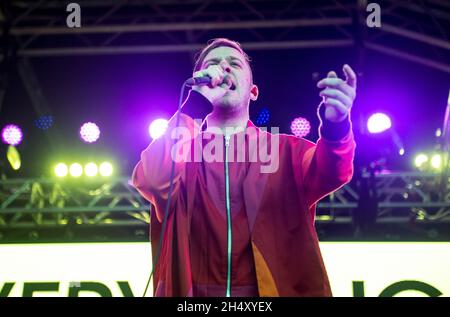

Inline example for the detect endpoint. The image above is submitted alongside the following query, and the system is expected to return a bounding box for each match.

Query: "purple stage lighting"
[367,113,392,134]
[290,117,311,138]
[80,122,100,143]
[149,118,168,139]
[1,124,23,146]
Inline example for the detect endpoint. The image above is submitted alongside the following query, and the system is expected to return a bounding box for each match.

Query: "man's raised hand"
[317,64,357,123]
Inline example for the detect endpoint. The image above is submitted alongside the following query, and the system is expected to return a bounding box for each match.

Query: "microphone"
[185,75,232,88]
[185,76,211,87]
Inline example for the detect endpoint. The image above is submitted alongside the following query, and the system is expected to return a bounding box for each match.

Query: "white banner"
[0,242,449,297]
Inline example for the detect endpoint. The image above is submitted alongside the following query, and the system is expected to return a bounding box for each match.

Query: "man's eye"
[231,63,241,68]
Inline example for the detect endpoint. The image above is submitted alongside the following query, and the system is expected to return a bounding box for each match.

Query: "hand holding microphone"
[188,65,234,105]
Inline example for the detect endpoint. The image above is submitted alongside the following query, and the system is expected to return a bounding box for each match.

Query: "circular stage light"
[80,122,100,143]
[85,162,98,177]
[367,113,391,134]
[1,124,23,146]
[149,118,168,139]
[69,163,83,177]
[99,162,113,176]
[54,163,68,177]
[431,154,442,170]
[414,153,428,168]
[290,117,311,138]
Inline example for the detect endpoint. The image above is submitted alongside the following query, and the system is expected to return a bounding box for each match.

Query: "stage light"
[256,108,270,126]
[149,118,168,139]
[69,163,83,177]
[290,117,311,138]
[85,162,98,177]
[80,122,100,143]
[367,113,392,134]
[399,148,405,156]
[54,163,68,177]
[34,115,54,130]
[99,162,113,176]
[1,124,23,146]
[7,146,21,170]
[414,153,428,168]
[431,154,442,170]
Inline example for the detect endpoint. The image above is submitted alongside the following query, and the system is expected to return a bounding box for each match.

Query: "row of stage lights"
[150,112,450,173]
[54,162,114,178]
[414,152,447,171]
[148,112,394,140]
[1,121,101,146]
[2,112,392,144]
[3,111,445,175]
[148,113,313,139]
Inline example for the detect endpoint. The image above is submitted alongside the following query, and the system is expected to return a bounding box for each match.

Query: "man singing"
[132,38,356,297]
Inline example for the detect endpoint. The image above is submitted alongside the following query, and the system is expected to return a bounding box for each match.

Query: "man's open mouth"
[221,75,236,91]
[221,80,236,91]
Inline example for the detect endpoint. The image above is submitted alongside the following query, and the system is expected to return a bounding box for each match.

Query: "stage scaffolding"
[1,0,449,72]
[0,171,449,241]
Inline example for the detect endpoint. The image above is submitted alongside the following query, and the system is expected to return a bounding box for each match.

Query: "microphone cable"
[142,79,191,297]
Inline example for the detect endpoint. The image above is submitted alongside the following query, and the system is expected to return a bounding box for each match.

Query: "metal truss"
[0,172,449,232]
[0,0,448,73]
[316,171,450,224]
[0,177,151,229]
[366,0,450,73]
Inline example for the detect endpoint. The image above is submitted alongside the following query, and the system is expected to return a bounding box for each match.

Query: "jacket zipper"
[224,134,232,297]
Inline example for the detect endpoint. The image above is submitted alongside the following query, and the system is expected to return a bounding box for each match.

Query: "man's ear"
[250,84,259,101]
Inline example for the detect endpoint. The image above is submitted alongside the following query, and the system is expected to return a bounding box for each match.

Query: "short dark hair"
[193,38,252,75]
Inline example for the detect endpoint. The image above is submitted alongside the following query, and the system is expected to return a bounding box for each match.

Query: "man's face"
[200,46,256,109]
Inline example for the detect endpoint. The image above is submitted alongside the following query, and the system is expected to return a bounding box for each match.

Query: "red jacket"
[132,91,356,296]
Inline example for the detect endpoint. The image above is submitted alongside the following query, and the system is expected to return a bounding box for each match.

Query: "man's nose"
[220,61,231,73]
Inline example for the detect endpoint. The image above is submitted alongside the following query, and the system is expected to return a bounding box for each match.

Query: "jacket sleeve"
[131,90,211,222]
[301,104,356,212]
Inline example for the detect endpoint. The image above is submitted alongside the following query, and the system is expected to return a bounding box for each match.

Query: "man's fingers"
[194,65,226,87]
[318,65,357,91]
[317,78,355,99]
[343,64,357,88]
[193,70,205,79]
[317,77,343,88]
[320,88,352,107]
[323,98,348,116]
[209,67,225,87]
[327,71,338,78]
